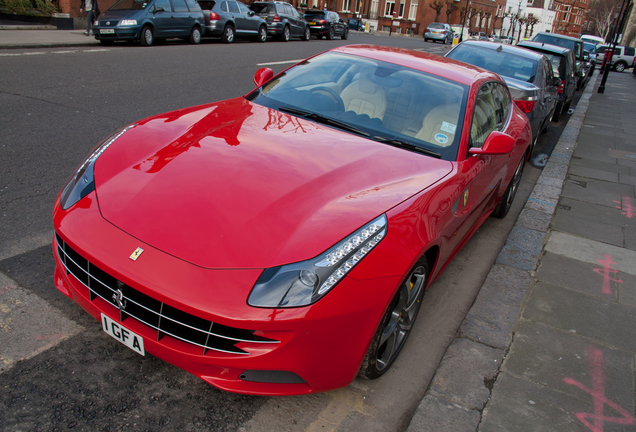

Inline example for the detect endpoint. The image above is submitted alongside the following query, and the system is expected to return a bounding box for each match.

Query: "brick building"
[551,0,589,37]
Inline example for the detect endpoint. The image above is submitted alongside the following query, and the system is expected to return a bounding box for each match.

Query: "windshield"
[448,44,538,83]
[428,23,445,29]
[584,43,596,54]
[110,0,148,10]
[247,52,468,161]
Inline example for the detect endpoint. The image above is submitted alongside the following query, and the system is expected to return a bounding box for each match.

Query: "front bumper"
[53,191,400,395]
[93,25,142,41]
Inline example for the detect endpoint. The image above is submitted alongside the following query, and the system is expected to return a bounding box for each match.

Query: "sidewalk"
[408,71,636,431]
[0,28,99,48]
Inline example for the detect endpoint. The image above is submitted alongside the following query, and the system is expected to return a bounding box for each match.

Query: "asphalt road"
[0,33,583,431]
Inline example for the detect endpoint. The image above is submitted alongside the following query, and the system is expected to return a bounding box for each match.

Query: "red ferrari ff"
[53,45,531,396]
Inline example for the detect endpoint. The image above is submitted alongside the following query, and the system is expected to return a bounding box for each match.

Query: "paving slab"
[425,338,504,410]
[570,157,631,175]
[523,282,636,353]
[536,252,620,301]
[496,227,546,271]
[459,264,533,349]
[568,165,620,182]
[407,394,481,432]
[545,231,636,276]
[561,177,635,208]
[479,372,635,432]
[502,320,634,408]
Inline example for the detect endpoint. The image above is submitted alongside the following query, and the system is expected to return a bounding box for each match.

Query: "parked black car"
[303,10,348,40]
[93,0,206,46]
[250,1,309,41]
[446,40,558,154]
[532,32,585,88]
[517,41,576,122]
[197,0,267,42]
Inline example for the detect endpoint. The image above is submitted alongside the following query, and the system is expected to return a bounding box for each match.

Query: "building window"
[408,0,418,20]
[385,0,395,16]
[370,0,379,18]
[398,1,404,17]
[342,0,351,11]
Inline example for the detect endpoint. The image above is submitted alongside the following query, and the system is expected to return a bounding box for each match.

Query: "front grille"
[55,233,278,355]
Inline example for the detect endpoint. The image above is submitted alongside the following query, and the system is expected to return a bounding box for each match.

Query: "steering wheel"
[309,87,345,112]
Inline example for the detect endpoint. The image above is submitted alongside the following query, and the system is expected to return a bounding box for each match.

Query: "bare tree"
[445,0,459,24]
[526,15,539,38]
[483,11,492,34]
[517,14,527,41]
[430,0,445,22]
[588,0,622,40]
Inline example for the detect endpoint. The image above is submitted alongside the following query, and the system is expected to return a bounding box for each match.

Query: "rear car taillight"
[272,14,281,22]
[319,19,328,24]
[210,12,220,20]
[556,79,565,94]
[514,99,538,113]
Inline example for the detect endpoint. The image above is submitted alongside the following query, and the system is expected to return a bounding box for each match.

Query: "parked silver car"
[198,0,268,43]
[424,23,452,44]
[446,40,558,154]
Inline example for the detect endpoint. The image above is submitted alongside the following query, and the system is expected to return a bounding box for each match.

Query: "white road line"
[257,59,303,66]
[53,50,78,54]
[23,52,47,55]
[83,49,110,52]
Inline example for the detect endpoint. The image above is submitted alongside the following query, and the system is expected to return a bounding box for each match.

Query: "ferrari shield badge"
[129,247,144,261]
[463,189,469,207]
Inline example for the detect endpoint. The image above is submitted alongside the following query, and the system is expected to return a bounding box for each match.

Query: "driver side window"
[154,0,172,12]
[470,82,498,148]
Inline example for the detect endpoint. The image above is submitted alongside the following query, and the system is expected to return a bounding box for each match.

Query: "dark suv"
[303,10,348,40]
[532,32,584,88]
[250,1,309,41]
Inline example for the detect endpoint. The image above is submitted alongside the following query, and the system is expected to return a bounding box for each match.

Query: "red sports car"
[53,45,531,396]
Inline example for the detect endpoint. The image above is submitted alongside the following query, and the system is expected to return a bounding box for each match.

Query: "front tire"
[188,26,202,44]
[256,25,267,42]
[279,25,290,42]
[359,261,429,379]
[326,25,334,40]
[222,24,235,43]
[492,154,525,218]
[140,25,154,46]
[301,25,310,41]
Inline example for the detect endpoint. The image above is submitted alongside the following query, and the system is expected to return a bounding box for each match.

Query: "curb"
[406,71,600,432]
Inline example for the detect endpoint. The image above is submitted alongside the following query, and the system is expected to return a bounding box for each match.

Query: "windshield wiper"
[372,137,442,159]
[278,107,370,138]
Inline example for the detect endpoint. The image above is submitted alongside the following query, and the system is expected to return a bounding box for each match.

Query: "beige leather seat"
[414,98,461,147]
[340,67,387,120]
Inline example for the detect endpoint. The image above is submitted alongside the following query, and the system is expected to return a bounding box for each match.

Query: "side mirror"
[154,6,165,12]
[248,10,255,16]
[253,67,274,88]
[469,131,515,156]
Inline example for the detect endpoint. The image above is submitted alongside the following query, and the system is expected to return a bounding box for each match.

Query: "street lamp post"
[598,0,633,93]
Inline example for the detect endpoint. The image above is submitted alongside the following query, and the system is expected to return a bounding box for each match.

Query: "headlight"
[60,125,134,210]
[248,215,387,308]
[120,19,137,26]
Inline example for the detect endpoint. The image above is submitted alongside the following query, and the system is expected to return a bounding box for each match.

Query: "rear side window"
[172,0,189,11]
[237,2,250,13]
[228,1,239,12]
[186,0,201,10]
[626,47,636,56]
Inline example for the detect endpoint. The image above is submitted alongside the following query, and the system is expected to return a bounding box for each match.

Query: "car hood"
[97,9,145,21]
[95,98,453,269]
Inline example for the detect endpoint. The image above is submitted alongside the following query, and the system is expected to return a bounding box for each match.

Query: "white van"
[581,35,604,45]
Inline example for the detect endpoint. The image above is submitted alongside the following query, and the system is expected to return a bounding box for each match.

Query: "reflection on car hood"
[95,98,453,269]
